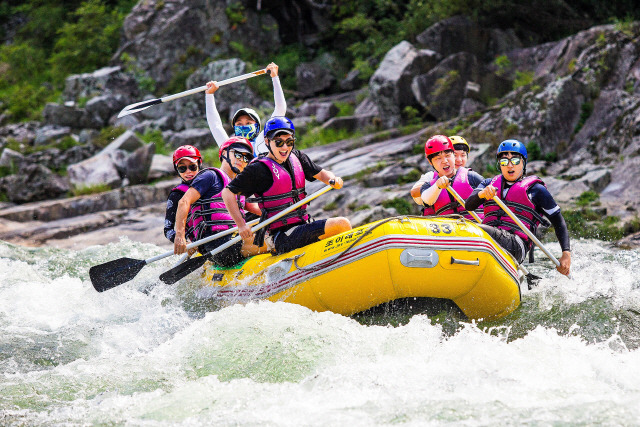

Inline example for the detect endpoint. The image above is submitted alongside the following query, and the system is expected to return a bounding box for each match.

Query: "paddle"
[90,218,258,292]
[117,68,268,118]
[158,218,259,285]
[90,184,335,291]
[445,186,541,288]
[491,195,572,280]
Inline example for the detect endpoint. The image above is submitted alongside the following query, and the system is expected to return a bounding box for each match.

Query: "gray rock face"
[412,52,479,121]
[416,16,522,61]
[0,164,69,203]
[297,101,338,123]
[0,148,24,169]
[85,94,128,127]
[34,125,72,146]
[148,154,175,180]
[67,152,123,189]
[125,143,155,185]
[117,0,280,90]
[63,66,139,103]
[100,130,144,154]
[168,128,214,149]
[42,103,102,129]
[369,41,441,127]
[296,62,336,98]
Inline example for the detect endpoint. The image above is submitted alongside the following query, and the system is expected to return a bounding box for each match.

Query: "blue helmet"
[264,116,295,139]
[497,139,527,160]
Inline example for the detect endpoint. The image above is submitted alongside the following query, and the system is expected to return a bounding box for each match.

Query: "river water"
[1,238,639,426]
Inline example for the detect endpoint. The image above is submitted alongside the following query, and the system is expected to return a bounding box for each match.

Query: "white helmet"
[231,107,261,131]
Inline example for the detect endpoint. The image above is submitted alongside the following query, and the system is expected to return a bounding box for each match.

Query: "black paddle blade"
[117,98,161,118]
[159,256,209,285]
[90,257,147,292]
[526,273,542,290]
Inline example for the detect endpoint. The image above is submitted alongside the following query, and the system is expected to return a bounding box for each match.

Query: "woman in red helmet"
[167,139,265,266]
[413,135,485,220]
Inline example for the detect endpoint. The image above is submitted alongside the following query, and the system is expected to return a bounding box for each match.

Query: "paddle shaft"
[202,184,335,261]
[446,186,532,276]
[490,195,571,278]
[144,218,260,265]
[118,68,267,117]
[161,69,267,102]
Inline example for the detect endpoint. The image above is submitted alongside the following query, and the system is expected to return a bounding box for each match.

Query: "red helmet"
[425,135,454,157]
[172,145,202,165]
[219,136,254,160]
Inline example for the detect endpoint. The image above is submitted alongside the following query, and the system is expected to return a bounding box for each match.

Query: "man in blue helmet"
[465,140,572,276]
[221,116,352,255]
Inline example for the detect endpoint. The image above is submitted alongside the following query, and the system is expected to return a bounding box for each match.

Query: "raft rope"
[293,215,432,272]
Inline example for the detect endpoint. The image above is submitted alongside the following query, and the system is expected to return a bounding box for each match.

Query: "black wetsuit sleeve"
[294,149,322,180]
[164,190,183,243]
[529,183,571,252]
[465,178,492,211]
[468,171,485,188]
[226,162,273,196]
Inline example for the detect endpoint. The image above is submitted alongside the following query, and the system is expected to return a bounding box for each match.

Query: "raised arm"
[205,81,229,147]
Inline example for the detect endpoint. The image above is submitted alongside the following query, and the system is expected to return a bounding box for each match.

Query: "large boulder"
[116,0,280,90]
[0,164,69,203]
[168,128,214,149]
[84,94,129,127]
[63,66,139,103]
[412,52,479,121]
[0,148,24,169]
[67,152,123,190]
[369,41,441,127]
[27,145,98,172]
[124,143,155,185]
[34,125,72,147]
[42,103,102,129]
[296,62,336,98]
[100,130,144,154]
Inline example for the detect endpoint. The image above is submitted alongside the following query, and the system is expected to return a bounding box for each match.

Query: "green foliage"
[562,208,624,241]
[225,2,247,27]
[576,190,599,207]
[574,101,593,134]
[137,129,168,155]
[201,147,221,168]
[71,183,112,197]
[335,102,355,117]
[398,168,422,184]
[612,15,637,37]
[402,106,422,125]
[296,127,363,149]
[49,1,124,79]
[120,52,156,93]
[513,70,535,89]
[94,126,127,148]
[494,55,512,76]
[382,197,413,215]
[347,202,371,211]
[526,141,542,161]
[323,201,338,211]
[567,58,577,73]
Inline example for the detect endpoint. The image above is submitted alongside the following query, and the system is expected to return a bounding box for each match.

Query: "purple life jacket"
[482,175,548,247]
[184,168,245,241]
[256,154,309,231]
[422,167,484,221]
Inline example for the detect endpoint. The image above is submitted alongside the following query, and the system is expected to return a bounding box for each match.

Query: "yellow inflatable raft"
[202,216,523,321]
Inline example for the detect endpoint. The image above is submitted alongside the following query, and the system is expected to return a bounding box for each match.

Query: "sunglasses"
[232,151,251,163]
[177,164,198,173]
[498,157,523,166]
[272,137,295,148]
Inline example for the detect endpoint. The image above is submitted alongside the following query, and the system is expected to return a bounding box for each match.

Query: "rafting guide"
[465,140,572,276]
[222,116,351,255]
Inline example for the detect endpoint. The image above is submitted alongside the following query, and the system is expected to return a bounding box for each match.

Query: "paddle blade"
[117,98,162,118]
[159,256,208,285]
[90,257,147,292]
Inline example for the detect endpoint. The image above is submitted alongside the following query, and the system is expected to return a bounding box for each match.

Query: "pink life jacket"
[482,175,548,248]
[422,167,484,221]
[185,168,245,241]
[256,154,309,231]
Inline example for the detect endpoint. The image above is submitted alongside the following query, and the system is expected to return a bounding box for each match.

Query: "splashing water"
[1,238,639,425]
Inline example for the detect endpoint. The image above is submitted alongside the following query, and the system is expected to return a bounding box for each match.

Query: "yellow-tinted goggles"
[498,157,522,166]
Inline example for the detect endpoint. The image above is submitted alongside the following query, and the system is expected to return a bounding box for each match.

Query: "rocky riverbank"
[1,3,640,250]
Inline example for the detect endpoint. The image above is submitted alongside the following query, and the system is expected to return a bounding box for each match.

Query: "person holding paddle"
[222,116,351,255]
[465,139,571,276]
[412,135,485,220]
[411,135,473,207]
[205,62,284,157]
[170,137,267,267]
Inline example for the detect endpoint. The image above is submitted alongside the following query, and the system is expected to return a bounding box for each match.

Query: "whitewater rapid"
[1,238,639,425]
